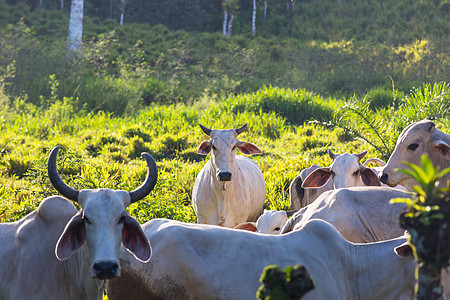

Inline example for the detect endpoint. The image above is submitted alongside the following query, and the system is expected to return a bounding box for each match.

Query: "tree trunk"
[109,0,113,18]
[252,0,256,36]
[66,0,84,55]
[223,9,228,36]
[60,0,63,10]
[227,13,234,37]
[264,0,267,20]
[120,0,126,26]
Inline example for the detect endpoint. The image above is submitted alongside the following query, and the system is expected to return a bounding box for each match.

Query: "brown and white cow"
[0,146,156,299]
[192,124,266,227]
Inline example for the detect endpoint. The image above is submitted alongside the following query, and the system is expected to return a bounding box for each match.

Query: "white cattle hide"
[107,218,415,300]
[192,124,266,227]
[380,120,450,190]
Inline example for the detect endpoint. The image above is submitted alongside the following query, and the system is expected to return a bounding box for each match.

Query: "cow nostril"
[218,171,232,182]
[379,173,388,184]
[93,261,118,279]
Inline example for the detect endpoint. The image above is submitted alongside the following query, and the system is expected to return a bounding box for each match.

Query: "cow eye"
[118,216,126,224]
[212,145,217,151]
[83,216,91,224]
[353,170,360,176]
[407,143,419,151]
[274,227,280,231]
[232,146,236,151]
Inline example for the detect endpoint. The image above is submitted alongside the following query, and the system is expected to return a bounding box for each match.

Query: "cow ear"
[394,242,414,258]
[56,213,85,261]
[197,140,212,155]
[122,216,152,262]
[237,141,262,155]
[302,168,332,188]
[360,167,381,186]
[433,139,450,160]
[234,222,257,232]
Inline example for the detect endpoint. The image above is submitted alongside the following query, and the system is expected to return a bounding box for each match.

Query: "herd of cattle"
[0,119,448,299]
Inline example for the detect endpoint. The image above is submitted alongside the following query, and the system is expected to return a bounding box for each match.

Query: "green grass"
[0,84,448,223]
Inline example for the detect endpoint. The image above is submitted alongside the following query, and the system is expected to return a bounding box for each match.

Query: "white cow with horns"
[107,218,416,300]
[192,124,266,227]
[0,146,157,300]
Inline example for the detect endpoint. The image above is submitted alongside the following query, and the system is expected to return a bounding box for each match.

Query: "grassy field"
[0,83,448,223]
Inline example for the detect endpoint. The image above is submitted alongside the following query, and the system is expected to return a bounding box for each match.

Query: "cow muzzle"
[93,261,119,279]
[379,172,389,185]
[217,171,232,182]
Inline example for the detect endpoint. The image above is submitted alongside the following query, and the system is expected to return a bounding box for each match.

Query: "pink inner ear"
[434,142,450,159]
[237,142,262,155]
[395,244,413,258]
[197,140,212,155]
[234,222,257,232]
[56,215,85,261]
[360,168,381,186]
[122,217,151,262]
[302,169,332,188]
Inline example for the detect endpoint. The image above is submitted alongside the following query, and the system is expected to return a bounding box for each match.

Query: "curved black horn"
[199,124,212,136]
[356,150,368,162]
[129,152,158,204]
[327,149,336,160]
[286,210,298,217]
[47,146,79,202]
[235,123,247,135]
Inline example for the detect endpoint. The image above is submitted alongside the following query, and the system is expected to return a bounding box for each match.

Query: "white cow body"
[282,186,450,298]
[0,147,156,300]
[380,120,450,189]
[0,196,103,300]
[282,187,410,241]
[192,125,266,227]
[107,218,415,300]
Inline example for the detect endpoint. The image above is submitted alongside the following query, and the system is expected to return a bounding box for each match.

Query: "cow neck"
[62,244,104,300]
[345,239,414,299]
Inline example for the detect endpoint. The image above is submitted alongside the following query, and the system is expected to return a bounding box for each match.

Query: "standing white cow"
[0,146,156,300]
[380,119,450,190]
[107,218,415,300]
[289,150,381,210]
[192,124,266,227]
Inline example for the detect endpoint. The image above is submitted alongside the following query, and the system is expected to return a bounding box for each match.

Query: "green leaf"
[420,155,435,178]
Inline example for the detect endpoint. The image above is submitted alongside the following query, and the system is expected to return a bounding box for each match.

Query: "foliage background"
[0,0,449,223]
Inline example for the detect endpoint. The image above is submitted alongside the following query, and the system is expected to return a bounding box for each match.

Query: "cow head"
[302,150,381,189]
[379,120,450,189]
[48,146,156,280]
[196,124,262,183]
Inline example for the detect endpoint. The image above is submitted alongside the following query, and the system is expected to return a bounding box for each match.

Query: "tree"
[222,0,239,37]
[392,155,450,300]
[252,0,256,36]
[66,0,84,55]
[120,0,126,26]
